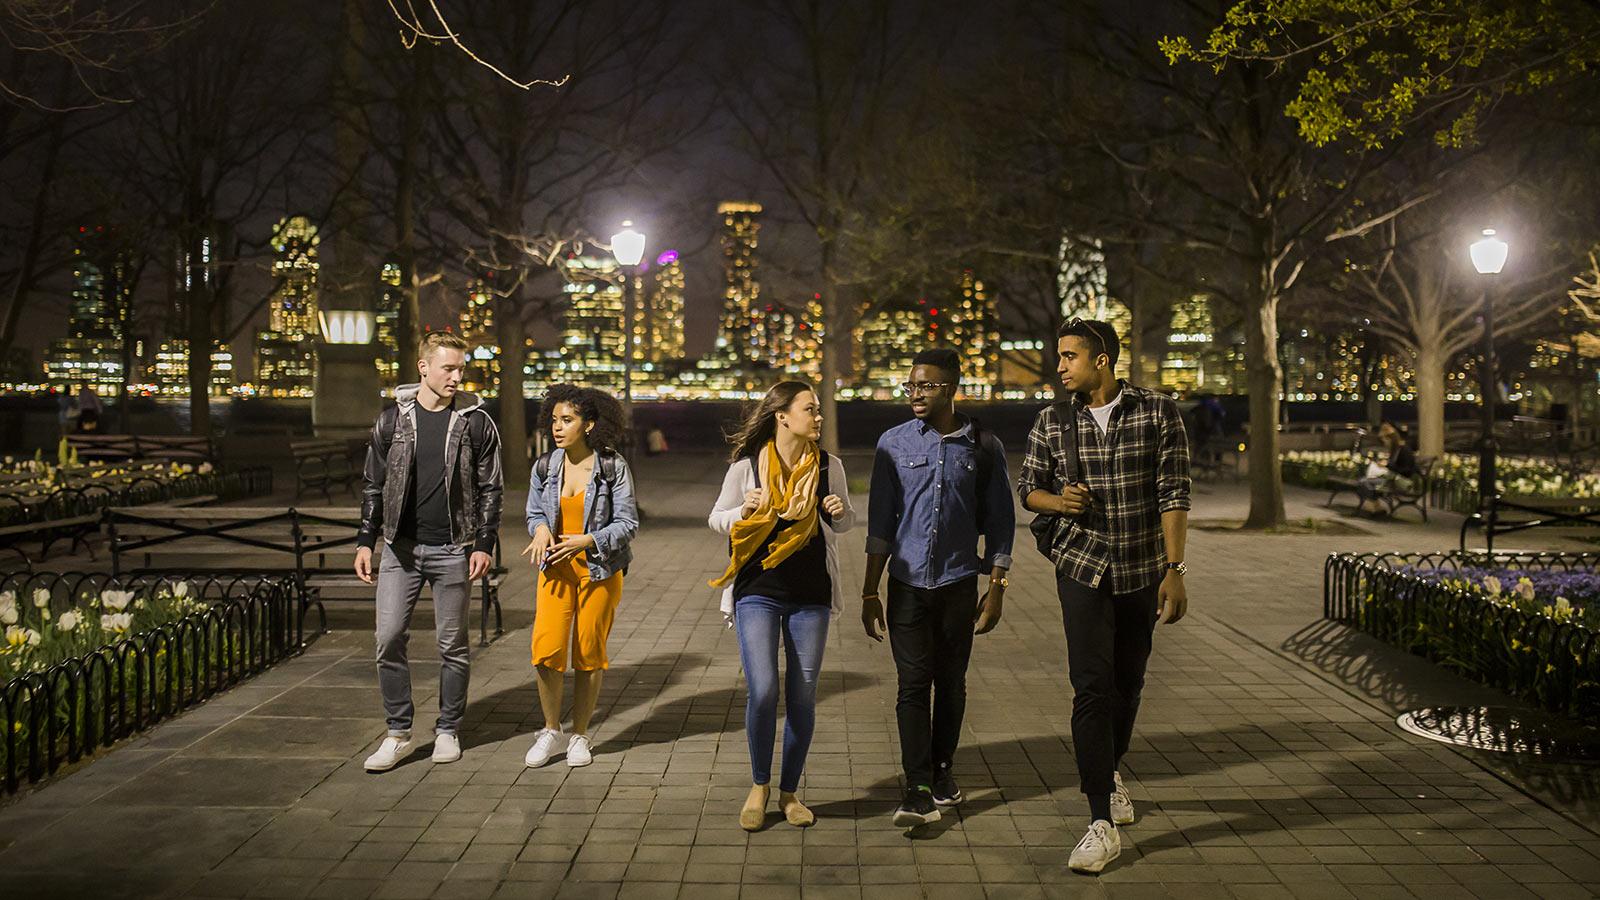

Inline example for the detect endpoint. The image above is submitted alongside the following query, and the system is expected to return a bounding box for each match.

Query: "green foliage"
[1164,0,1600,147]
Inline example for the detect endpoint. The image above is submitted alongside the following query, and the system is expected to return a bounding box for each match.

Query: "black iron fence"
[0,572,300,793]
[1323,551,1599,718]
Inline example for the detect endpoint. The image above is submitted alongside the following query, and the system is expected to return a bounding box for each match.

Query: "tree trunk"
[817,244,843,455]
[1242,282,1286,529]
[1414,341,1446,459]
[0,115,65,357]
[394,45,426,363]
[497,288,530,489]
[186,255,214,438]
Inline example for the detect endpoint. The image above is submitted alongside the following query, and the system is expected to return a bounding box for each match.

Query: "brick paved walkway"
[1,452,1598,899]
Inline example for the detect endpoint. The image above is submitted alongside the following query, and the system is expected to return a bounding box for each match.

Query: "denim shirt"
[525,448,639,581]
[866,417,1016,590]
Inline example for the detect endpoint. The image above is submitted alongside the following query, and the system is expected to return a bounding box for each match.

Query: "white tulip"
[32,588,50,609]
[100,589,137,612]
[56,610,81,632]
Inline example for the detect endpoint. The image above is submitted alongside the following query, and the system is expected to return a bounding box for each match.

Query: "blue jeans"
[734,595,829,793]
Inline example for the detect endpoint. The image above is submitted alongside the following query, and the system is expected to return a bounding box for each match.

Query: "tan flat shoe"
[740,784,769,832]
[780,791,815,827]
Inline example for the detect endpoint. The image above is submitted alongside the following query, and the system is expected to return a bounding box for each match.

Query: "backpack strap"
[535,449,558,484]
[969,417,995,527]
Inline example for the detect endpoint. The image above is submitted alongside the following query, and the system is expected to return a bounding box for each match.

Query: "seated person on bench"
[1355,420,1417,515]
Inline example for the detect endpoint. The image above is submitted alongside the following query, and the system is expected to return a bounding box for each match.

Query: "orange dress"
[530,491,624,671]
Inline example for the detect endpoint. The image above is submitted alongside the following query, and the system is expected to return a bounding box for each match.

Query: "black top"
[401,401,454,545]
[1387,443,1418,479]
[733,454,832,606]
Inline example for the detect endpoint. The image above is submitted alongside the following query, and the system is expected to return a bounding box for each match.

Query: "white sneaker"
[364,734,412,772]
[432,732,461,764]
[1068,820,1121,874]
[1110,772,1135,825]
[524,728,568,768]
[567,733,593,767]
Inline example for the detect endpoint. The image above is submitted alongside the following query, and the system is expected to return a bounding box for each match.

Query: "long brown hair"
[725,381,814,462]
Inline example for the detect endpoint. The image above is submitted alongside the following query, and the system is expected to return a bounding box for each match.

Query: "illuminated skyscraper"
[151,341,235,396]
[375,262,402,384]
[946,269,998,397]
[456,275,501,394]
[1058,235,1131,373]
[715,202,763,365]
[857,299,933,396]
[269,216,321,334]
[645,250,687,364]
[560,255,626,389]
[254,215,322,397]
[44,227,132,393]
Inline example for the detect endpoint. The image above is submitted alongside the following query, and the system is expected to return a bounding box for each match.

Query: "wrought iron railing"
[1323,551,1599,718]
[0,572,300,793]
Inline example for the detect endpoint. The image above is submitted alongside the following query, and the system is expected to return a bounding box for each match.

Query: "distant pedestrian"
[520,383,639,770]
[1018,317,1192,875]
[646,426,669,456]
[355,331,504,772]
[708,380,855,831]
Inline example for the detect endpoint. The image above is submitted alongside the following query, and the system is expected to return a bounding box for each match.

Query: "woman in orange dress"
[520,384,638,768]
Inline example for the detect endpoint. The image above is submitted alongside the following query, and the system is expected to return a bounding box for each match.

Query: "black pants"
[888,574,979,787]
[1057,574,1160,797]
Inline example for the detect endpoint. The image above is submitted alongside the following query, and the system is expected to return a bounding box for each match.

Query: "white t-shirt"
[1088,391,1122,437]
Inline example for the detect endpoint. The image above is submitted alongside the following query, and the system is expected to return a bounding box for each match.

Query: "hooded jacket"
[357,383,504,554]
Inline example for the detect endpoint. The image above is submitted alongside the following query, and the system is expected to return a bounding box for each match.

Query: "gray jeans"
[376,539,471,736]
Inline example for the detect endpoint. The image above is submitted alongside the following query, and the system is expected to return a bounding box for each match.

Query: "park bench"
[67,434,216,465]
[1325,456,1436,522]
[1459,495,1600,552]
[104,505,506,645]
[0,488,216,569]
[291,440,363,502]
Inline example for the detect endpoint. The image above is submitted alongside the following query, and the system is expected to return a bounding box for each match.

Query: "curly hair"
[543,383,628,454]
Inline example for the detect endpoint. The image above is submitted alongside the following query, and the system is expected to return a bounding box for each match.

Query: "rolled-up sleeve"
[981,434,1016,571]
[1016,408,1056,502]
[1157,398,1192,513]
[864,437,898,556]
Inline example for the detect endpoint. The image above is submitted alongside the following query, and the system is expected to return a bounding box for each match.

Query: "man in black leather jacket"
[354,331,504,771]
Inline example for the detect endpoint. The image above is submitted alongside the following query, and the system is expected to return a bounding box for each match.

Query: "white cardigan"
[707,453,857,623]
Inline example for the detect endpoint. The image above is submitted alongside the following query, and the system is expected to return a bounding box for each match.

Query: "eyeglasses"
[1064,317,1108,359]
[899,381,955,397]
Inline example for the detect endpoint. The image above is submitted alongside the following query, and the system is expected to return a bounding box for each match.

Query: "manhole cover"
[1396,706,1600,762]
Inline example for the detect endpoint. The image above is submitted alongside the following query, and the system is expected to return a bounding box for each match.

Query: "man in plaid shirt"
[1017,318,1190,874]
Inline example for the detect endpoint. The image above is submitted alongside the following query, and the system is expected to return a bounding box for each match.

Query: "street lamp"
[1470,228,1508,544]
[610,221,646,451]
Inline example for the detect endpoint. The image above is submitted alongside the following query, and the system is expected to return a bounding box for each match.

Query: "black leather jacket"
[357,384,504,554]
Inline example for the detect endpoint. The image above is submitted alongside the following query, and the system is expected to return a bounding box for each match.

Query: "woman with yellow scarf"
[708,381,855,831]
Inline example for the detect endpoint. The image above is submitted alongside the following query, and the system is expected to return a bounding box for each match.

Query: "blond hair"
[418,331,470,361]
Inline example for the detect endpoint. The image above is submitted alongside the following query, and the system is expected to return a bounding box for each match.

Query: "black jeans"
[1057,573,1160,797]
[888,575,980,787]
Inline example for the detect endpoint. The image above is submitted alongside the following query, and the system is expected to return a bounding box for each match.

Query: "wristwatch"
[1166,561,1187,576]
[991,574,1010,588]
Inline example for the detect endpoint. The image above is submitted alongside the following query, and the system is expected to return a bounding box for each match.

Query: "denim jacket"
[524,448,639,581]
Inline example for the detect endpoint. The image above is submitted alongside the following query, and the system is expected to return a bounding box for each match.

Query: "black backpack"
[1028,401,1080,557]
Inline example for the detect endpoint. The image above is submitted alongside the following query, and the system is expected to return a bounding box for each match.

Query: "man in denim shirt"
[862,348,1016,827]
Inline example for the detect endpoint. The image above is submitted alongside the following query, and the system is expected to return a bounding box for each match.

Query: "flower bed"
[1284,450,1600,515]
[1324,551,1599,718]
[0,573,300,793]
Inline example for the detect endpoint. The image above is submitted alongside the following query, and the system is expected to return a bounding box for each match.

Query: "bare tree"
[111,0,326,435]
[412,0,697,485]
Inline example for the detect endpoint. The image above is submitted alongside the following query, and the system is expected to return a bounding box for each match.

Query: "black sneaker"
[893,787,942,827]
[931,767,963,807]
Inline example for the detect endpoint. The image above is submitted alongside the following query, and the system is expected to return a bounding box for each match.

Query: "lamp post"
[1469,228,1509,545]
[610,221,646,449]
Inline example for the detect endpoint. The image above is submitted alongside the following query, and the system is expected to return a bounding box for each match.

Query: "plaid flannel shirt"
[1016,381,1191,593]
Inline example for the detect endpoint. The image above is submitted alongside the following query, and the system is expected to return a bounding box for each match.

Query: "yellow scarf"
[710,440,822,588]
